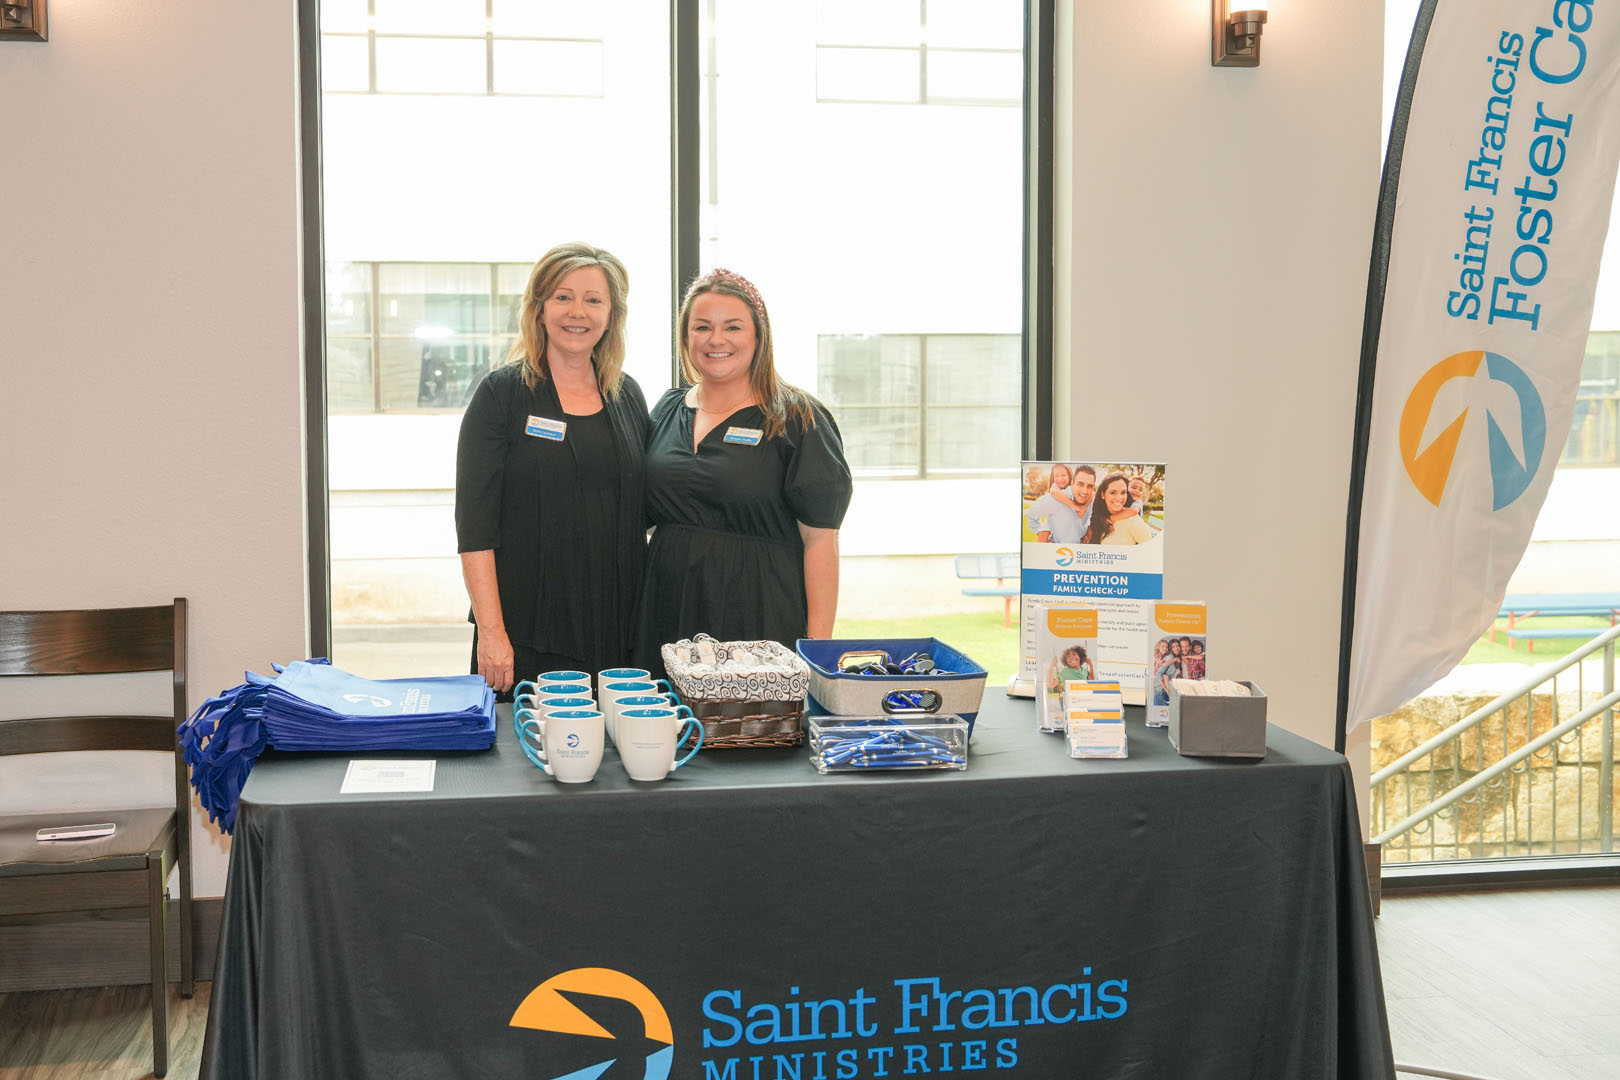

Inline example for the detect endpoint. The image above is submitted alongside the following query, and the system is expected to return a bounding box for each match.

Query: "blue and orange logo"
[1399,349,1546,510]
[1054,547,1075,566]
[511,967,673,1080]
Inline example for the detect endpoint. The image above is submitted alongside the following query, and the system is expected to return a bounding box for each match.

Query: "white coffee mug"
[538,669,592,690]
[600,679,671,744]
[596,667,651,708]
[515,682,592,709]
[517,708,605,784]
[616,705,703,781]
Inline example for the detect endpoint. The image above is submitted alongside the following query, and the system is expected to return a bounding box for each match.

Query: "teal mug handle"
[670,714,704,771]
[515,714,552,774]
[514,680,537,700]
[514,705,541,740]
[654,679,679,704]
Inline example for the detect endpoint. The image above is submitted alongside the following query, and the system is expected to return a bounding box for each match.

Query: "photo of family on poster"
[1152,635,1207,706]
[1021,463,1164,545]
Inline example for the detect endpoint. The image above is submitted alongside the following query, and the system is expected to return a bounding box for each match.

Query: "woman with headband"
[638,268,853,668]
[455,242,649,697]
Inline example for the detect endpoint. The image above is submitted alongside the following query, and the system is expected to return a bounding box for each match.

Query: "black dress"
[638,387,853,669]
[455,363,649,683]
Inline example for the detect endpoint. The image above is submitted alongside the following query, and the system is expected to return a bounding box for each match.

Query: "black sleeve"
[455,369,510,553]
[783,396,854,530]
[618,374,651,440]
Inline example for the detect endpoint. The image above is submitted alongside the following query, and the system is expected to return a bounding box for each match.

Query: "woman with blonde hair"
[638,268,853,667]
[455,242,649,696]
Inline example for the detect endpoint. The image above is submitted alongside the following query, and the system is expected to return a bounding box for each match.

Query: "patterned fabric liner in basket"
[661,634,811,749]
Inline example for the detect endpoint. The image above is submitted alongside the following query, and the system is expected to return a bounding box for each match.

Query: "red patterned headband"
[707,267,767,320]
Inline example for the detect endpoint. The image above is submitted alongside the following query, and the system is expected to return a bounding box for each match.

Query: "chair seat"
[0,809,177,874]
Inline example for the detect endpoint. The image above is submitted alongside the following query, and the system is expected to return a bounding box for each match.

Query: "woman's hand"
[476,625,516,694]
[460,549,514,692]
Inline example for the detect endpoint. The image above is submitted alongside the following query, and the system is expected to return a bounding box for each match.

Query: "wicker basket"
[661,635,810,749]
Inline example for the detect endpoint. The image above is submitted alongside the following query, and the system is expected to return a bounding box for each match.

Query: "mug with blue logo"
[512,695,596,739]
[616,705,703,781]
[517,708,604,784]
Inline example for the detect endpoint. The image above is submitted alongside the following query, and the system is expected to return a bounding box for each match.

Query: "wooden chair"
[0,599,193,1078]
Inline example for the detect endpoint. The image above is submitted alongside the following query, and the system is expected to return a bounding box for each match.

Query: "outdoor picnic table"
[1489,591,1620,645]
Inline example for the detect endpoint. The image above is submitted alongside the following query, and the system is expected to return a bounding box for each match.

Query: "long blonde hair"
[509,242,629,397]
[676,268,815,439]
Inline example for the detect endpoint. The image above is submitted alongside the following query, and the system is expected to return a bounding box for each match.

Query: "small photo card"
[1148,601,1207,728]
[1064,680,1127,759]
[340,759,437,794]
[1036,604,1100,734]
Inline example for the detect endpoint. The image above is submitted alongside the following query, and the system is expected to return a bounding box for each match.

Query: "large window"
[306,0,1045,676]
[1562,332,1620,466]
[814,0,1022,105]
[1370,3,1620,876]
[326,261,527,412]
[320,0,605,97]
[818,333,1020,476]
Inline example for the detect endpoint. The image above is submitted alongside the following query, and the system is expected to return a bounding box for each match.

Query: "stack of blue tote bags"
[180,658,495,832]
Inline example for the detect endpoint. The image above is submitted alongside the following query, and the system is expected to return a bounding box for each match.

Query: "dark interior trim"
[1380,855,1620,896]
[1023,0,1056,461]
[298,0,332,660]
[671,0,701,384]
[1333,0,1438,754]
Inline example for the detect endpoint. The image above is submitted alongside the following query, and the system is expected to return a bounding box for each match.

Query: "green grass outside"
[828,612,1616,683]
[1461,615,1615,665]
[831,610,1021,686]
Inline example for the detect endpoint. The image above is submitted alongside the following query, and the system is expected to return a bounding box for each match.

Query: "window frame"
[817,332,1024,479]
[297,0,1056,655]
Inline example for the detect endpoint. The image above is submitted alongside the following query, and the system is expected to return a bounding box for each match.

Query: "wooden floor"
[1382,885,1620,1080]
[0,985,209,1080]
[0,887,1615,1079]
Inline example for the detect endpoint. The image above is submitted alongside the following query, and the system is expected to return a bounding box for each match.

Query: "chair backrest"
[995,553,1020,578]
[0,600,187,757]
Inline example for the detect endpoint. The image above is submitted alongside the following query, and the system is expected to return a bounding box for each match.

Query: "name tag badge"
[724,426,764,446]
[525,415,567,441]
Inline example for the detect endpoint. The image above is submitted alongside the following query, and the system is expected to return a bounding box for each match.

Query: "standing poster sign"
[1018,461,1166,704]
[1340,0,1620,740]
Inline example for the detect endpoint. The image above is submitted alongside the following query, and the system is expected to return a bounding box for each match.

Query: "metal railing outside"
[1371,624,1620,863]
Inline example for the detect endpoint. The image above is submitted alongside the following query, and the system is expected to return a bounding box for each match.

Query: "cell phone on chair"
[35,822,117,842]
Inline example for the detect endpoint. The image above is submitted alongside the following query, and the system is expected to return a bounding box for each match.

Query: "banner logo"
[1398,349,1546,510]
[1053,547,1075,566]
[511,967,674,1080]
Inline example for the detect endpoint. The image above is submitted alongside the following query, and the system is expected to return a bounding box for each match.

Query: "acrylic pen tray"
[808,714,969,774]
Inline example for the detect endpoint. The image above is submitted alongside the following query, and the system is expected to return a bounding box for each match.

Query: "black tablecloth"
[200,696,1394,1080]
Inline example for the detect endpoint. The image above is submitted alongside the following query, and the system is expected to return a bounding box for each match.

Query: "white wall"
[0,1,306,896]
[1055,3,1384,793]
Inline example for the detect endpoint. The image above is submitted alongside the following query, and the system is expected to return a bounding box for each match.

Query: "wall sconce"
[1212,0,1267,67]
[1,0,47,42]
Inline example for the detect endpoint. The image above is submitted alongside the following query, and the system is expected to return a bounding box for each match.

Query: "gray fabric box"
[1168,681,1267,758]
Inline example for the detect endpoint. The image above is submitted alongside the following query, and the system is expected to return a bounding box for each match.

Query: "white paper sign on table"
[340,759,437,794]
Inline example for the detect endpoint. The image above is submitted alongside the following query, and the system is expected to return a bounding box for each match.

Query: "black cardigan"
[454,362,649,659]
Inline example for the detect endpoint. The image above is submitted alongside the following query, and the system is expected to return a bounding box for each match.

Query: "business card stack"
[1063,680,1127,759]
